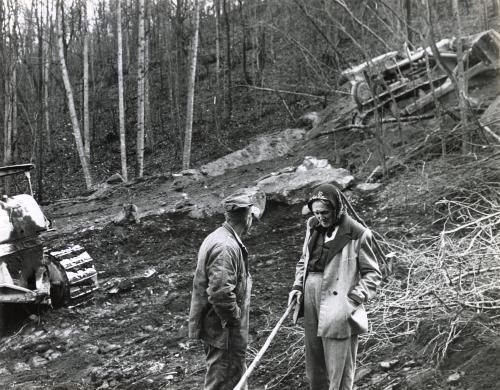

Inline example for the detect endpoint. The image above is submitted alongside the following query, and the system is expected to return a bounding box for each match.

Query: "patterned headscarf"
[307,183,346,226]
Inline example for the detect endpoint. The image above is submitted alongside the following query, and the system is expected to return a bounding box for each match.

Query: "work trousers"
[203,343,247,390]
[304,273,358,390]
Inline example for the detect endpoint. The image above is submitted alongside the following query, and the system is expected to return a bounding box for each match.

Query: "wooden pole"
[233,301,296,390]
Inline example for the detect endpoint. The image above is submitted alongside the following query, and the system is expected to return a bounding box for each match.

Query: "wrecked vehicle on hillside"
[342,29,500,121]
[0,164,98,319]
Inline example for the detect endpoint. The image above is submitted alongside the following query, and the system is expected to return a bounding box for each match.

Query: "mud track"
[0,201,311,389]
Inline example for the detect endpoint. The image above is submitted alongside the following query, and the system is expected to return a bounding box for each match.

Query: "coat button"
[333,290,338,295]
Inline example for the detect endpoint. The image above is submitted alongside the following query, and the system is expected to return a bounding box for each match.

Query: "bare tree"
[182,0,201,170]
[43,0,51,155]
[452,0,469,153]
[117,0,128,182]
[222,0,232,122]
[137,0,146,177]
[56,0,92,189]
[83,0,90,162]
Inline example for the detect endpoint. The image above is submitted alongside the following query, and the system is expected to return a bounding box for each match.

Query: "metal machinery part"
[342,30,500,120]
[0,164,98,312]
[46,245,98,308]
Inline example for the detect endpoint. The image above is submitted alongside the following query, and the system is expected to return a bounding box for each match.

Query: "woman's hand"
[288,289,302,306]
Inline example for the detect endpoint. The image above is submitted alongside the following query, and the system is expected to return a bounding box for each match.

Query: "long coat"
[189,223,252,350]
[293,214,381,339]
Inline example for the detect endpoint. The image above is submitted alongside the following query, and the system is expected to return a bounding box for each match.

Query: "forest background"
[1,1,500,389]
[2,0,497,201]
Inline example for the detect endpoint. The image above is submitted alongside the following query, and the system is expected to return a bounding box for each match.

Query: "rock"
[106,173,125,184]
[256,158,354,205]
[201,128,306,177]
[172,170,204,190]
[113,203,140,225]
[379,359,399,370]
[188,207,205,219]
[33,343,51,353]
[46,350,62,361]
[0,367,10,375]
[98,342,121,354]
[296,156,332,171]
[446,372,461,384]
[296,111,321,129]
[30,356,49,367]
[147,361,165,374]
[356,182,382,192]
[13,362,31,372]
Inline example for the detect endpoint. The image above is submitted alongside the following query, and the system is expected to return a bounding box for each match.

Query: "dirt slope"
[1,114,499,390]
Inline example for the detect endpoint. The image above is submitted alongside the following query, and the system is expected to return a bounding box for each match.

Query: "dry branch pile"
[366,154,500,367]
[258,154,500,388]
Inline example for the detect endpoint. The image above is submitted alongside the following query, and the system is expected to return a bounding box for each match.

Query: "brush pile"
[366,153,500,365]
[257,153,500,388]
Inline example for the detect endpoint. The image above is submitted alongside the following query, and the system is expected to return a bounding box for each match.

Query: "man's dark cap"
[222,188,265,219]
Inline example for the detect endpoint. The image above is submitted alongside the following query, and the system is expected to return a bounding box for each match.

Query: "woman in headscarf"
[288,183,382,390]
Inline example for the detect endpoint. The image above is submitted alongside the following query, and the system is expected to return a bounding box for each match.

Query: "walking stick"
[233,300,297,390]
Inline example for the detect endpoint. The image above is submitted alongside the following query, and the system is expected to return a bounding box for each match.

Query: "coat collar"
[222,222,247,252]
[307,215,363,256]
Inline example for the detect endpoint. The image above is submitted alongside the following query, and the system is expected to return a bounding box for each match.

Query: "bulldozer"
[0,164,98,331]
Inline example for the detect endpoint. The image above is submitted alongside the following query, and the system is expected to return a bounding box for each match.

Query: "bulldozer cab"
[0,163,35,198]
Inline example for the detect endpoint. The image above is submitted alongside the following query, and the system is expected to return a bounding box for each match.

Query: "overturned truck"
[0,164,98,315]
[342,29,500,121]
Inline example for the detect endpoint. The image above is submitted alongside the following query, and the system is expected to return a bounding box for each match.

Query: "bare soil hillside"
[1,111,499,389]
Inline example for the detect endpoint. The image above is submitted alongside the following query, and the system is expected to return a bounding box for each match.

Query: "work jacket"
[293,214,381,338]
[188,222,252,350]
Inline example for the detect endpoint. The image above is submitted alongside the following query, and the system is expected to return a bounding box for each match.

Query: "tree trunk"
[11,63,17,162]
[222,0,232,122]
[56,0,92,189]
[117,0,128,182]
[451,0,469,154]
[238,0,251,84]
[4,77,12,166]
[145,2,152,151]
[182,0,201,170]
[37,0,44,202]
[137,0,146,178]
[214,0,221,134]
[124,0,130,71]
[404,0,413,46]
[82,1,90,163]
[83,1,90,162]
[43,0,51,155]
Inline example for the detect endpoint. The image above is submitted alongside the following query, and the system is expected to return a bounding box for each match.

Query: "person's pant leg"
[323,335,358,390]
[203,343,247,390]
[304,273,329,390]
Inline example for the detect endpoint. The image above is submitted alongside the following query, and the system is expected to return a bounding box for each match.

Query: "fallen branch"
[314,114,435,138]
[450,266,500,283]
[234,84,349,99]
[443,210,500,234]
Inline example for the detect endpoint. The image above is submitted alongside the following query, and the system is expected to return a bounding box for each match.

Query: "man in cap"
[288,183,381,390]
[189,189,262,390]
